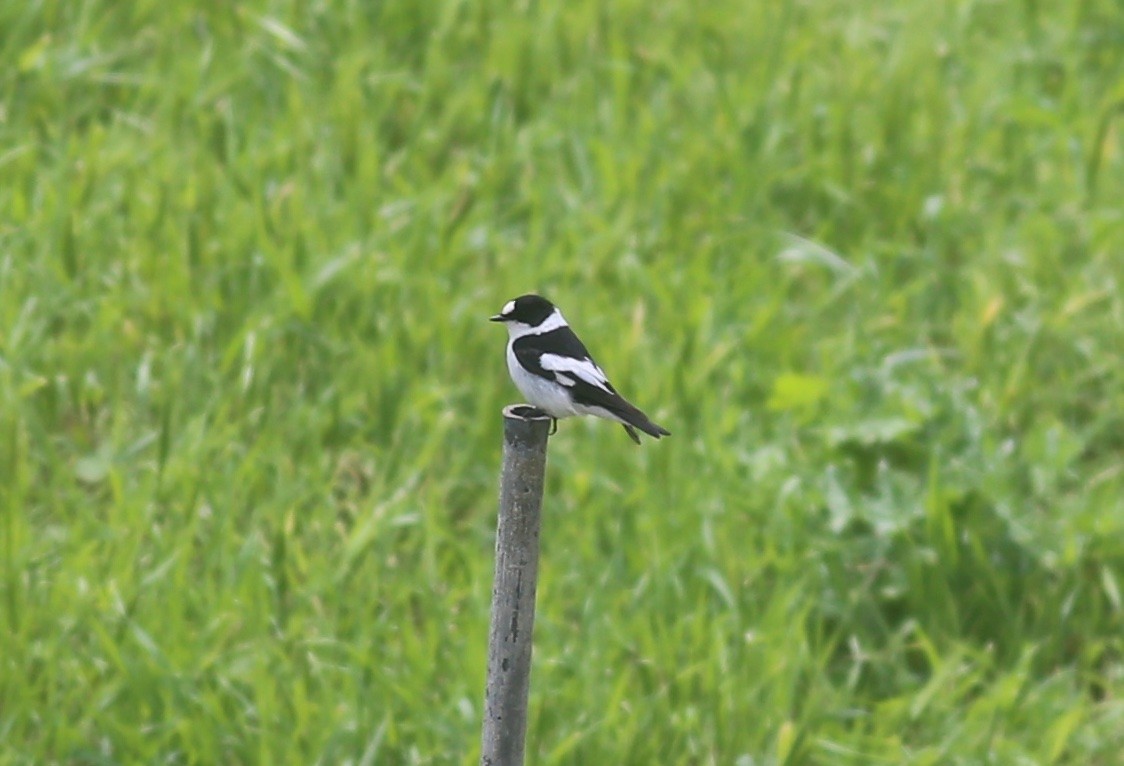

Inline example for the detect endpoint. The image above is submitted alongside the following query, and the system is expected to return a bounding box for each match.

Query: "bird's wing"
[539,353,615,393]
[512,327,618,394]
[512,329,642,418]
[512,329,668,440]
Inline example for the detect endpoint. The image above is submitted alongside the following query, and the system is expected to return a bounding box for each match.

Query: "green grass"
[2,0,1123,762]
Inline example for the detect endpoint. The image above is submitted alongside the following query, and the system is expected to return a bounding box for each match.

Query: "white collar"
[506,308,568,339]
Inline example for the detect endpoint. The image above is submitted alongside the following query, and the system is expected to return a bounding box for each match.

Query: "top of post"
[502,404,553,448]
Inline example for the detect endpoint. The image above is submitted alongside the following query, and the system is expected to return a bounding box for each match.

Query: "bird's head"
[490,294,559,334]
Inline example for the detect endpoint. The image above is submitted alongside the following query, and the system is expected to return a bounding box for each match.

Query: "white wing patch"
[555,373,576,387]
[540,354,612,393]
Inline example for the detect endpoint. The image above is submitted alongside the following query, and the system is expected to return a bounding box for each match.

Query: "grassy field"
[3,0,1124,763]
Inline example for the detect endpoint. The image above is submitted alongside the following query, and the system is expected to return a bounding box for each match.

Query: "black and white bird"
[490,294,670,444]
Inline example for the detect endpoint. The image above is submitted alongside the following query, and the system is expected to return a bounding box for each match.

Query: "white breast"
[506,342,579,418]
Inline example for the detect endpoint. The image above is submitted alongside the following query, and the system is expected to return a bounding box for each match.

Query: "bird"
[490,294,670,444]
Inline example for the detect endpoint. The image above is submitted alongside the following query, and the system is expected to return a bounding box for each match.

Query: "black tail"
[572,380,669,444]
[611,399,670,444]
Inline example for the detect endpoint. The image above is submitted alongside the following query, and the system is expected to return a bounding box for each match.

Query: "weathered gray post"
[480,405,552,766]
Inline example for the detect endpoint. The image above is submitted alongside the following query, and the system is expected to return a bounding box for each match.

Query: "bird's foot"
[549,418,558,436]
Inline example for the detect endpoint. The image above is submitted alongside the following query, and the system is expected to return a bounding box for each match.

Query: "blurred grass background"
[2,0,1123,763]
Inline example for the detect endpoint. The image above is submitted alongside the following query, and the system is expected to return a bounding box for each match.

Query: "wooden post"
[480,405,552,766]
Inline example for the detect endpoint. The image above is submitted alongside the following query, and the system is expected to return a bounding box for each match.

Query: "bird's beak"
[489,314,505,322]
